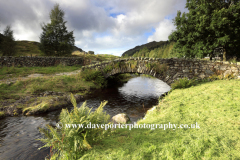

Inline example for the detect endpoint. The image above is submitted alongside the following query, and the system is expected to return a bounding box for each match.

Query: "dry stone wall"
[0,56,84,67]
[81,57,240,85]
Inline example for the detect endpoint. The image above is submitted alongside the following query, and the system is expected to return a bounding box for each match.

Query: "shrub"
[146,62,168,74]
[171,77,197,89]
[155,63,168,74]
[128,60,137,69]
[38,94,111,159]
[209,72,235,81]
[103,65,113,73]
[114,61,127,69]
[228,56,238,64]
[81,69,107,87]
[0,111,5,117]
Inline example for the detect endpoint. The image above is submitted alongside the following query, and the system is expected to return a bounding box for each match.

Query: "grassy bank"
[0,68,133,117]
[0,73,93,100]
[0,64,81,80]
[42,78,240,159]
[0,72,95,116]
[80,79,240,159]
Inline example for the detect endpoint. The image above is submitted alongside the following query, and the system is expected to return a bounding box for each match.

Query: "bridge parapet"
[81,57,240,85]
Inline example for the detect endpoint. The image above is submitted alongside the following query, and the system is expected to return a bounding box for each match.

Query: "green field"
[78,79,240,159]
[0,65,81,80]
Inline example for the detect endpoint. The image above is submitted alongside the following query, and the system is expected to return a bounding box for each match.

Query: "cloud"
[147,19,176,42]
[0,0,54,41]
[0,0,188,56]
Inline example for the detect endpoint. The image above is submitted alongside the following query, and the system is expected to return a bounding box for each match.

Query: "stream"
[0,75,171,160]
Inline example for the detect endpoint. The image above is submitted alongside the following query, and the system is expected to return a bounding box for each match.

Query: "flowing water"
[0,75,171,160]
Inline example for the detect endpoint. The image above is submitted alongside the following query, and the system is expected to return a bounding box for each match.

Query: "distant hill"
[12,40,86,56]
[121,40,170,57]
[15,40,43,56]
[72,46,84,52]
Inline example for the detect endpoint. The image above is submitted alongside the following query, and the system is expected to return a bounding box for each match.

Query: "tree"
[169,0,240,61]
[39,4,75,57]
[1,25,16,56]
[0,33,4,53]
[210,0,240,60]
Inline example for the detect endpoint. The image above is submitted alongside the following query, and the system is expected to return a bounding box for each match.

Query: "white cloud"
[147,19,176,42]
[116,14,126,24]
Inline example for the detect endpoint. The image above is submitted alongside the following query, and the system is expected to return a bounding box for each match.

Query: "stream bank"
[0,73,134,119]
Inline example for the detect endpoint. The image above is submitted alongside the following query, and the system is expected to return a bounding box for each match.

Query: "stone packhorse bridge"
[81,57,240,85]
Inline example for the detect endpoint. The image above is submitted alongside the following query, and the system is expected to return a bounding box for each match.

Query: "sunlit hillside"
[0,40,119,62]
[122,41,178,58]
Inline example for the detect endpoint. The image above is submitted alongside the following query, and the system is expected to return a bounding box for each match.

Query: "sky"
[0,0,188,56]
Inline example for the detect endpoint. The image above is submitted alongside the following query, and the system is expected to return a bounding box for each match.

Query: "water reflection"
[119,76,171,103]
[78,75,171,123]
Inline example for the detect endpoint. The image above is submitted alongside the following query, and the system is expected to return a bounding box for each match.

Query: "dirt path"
[0,70,82,85]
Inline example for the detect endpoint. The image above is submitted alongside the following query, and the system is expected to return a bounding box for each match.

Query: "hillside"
[121,40,170,57]
[0,39,86,57]
[15,40,86,56]
[15,40,43,56]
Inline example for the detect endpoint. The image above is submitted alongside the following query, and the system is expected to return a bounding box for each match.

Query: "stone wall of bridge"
[81,57,240,85]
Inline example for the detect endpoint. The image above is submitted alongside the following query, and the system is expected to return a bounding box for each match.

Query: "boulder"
[112,113,130,124]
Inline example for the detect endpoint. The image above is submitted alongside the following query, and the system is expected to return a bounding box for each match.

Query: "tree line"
[168,0,240,61]
[1,1,240,60]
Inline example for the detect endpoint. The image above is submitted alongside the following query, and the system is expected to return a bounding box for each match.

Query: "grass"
[25,74,98,94]
[0,72,96,102]
[140,74,156,79]
[13,40,119,59]
[0,67,134,115]
[2,40,119,65]
[72,52,119,63]
[0,70,104,115]
[22,96,69,115]
[0,64,81,80]
[72,78,240,159]
[0,111,5,117]
[171,77,198,90]
[15,40,44,56]
[145,62,168,74]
